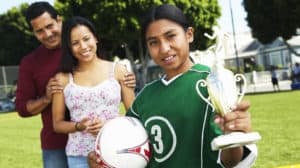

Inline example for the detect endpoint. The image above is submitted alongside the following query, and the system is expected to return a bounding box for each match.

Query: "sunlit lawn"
[0,90,300,167]
[0,113,42,168]
[246,90,300,168]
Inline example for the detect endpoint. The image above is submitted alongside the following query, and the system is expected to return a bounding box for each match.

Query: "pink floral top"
[64,63,121,156]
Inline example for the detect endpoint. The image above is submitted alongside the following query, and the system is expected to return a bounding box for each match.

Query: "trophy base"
[211,132,261,151]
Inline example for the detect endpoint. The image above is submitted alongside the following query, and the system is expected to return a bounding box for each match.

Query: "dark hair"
[24,1,58,29]
[60,16,101,73]
[141,4,190,41]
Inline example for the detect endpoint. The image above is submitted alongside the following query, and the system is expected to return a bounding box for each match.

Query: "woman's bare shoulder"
[54,72,70,86]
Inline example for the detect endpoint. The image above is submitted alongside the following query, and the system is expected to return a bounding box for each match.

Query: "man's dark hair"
[24,1,58,29]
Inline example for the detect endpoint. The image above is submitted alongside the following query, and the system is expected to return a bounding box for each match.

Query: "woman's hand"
[75,118,90,131]
[45,77,64,102]
[123,72,136,88]
[86,118,105,136]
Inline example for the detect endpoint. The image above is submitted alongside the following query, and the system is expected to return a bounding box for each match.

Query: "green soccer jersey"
[127,64,224,168]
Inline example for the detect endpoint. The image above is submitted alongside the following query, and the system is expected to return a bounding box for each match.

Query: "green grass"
[0,113,42,168]
[0,91,300,168]
[246,90,300,168]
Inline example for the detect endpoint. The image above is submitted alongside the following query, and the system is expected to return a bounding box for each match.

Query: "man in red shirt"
[15,2,68,167]
[15,2,135,168]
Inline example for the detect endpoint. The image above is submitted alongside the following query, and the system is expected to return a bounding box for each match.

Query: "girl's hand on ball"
[87,151,101,168]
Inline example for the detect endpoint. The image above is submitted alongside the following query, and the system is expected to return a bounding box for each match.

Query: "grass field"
[0,113,42,168]
[0,90,300,168]
[247,90,300,168]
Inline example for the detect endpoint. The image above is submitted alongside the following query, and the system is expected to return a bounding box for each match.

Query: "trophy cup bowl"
[196,67,261,151]
[206,68,239,116]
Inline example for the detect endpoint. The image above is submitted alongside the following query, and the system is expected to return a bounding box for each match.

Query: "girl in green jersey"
[88,4,257,168]
[127,4,257,168]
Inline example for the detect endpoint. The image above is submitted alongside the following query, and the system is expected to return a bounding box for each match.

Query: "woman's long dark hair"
[60,16,102,73]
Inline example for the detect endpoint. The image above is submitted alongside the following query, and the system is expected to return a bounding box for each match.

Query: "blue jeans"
[42,149,68,168]
[67,156,89,168]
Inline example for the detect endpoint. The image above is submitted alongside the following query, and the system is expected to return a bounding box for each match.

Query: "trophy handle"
[234,74,247,103]
[196,79,215,111]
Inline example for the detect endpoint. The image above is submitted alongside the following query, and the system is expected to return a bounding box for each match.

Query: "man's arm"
[15,58,41,117]
[23,96,52,116]
[15,58,62,117]
[26,77,62,115]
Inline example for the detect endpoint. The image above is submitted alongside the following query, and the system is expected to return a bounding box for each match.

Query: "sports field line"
[275,164,300,168]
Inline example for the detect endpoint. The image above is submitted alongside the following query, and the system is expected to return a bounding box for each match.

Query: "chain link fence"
[0,66,18,112]
[0,66,18,98]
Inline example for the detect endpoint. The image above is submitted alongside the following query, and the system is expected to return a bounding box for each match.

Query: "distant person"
[270,66,280,91]
[52,16,135,168]
[15,1,136,167]
[251,70,258,92]
[252,70,258,84]
[292,63,300,83]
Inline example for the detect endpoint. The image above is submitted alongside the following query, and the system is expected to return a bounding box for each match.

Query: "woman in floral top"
[52,16,135,168]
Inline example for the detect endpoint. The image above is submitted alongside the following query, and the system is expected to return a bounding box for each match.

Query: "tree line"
[0,0,220,66]
[1,0,299,79]
[0,0,222,86]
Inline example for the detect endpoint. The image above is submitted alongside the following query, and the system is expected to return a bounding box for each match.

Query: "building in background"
[224,32,300,78]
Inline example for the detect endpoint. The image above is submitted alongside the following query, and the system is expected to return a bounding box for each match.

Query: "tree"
[243,0,300,56]
[0,4,39,65]
[55,0,220,86]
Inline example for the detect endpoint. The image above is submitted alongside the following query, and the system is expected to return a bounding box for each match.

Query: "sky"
[217,0,250,33]
[0,0,54,13]
[0,0,250,33]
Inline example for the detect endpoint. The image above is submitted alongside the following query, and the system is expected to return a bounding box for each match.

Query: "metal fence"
[0,66,18,86]
[0,65,292,95]
[0,66,18,99]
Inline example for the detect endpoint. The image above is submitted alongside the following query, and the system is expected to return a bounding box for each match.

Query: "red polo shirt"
[15,45,68,149]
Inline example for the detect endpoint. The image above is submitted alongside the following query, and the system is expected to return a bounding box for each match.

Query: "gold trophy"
[195,27,261,151]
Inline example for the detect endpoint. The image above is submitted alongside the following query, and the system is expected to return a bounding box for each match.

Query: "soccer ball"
[95,116,151,168]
